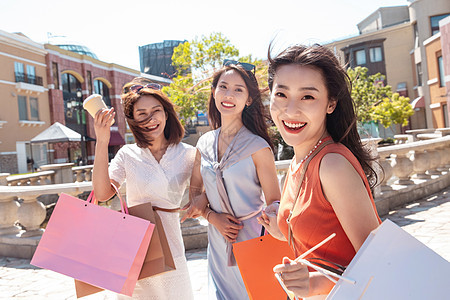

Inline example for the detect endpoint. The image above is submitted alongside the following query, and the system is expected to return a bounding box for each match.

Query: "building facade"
[326,8,417,134]
[0,30,49,174]
[139,40,186,78]
[45,43,172,165]
[0,30,172,174]
[327,0,450,133]
[440,16,450,127]
[409,0,450,128]
[423,16,450,128]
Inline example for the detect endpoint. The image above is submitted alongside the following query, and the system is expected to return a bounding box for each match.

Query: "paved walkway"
[1,186,450,299]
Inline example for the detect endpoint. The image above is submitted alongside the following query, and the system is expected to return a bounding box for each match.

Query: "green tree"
[163,32,268,121]
[371,93,415,127]
[347,66,414,128]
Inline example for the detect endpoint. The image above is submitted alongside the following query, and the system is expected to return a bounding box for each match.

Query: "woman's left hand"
[273,257,310,298]
[181,192,208,222]
[258,202,286,241]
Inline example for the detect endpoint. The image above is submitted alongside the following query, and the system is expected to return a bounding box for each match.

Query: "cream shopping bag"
[327,219,450,299]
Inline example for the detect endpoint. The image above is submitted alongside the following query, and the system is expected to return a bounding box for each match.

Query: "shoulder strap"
[287,139,334,252]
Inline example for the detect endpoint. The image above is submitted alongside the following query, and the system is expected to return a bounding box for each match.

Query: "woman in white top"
[92,78,198,299]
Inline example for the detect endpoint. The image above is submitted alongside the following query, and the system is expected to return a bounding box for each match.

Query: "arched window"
[62,73,84,134]
[94,80,111,107]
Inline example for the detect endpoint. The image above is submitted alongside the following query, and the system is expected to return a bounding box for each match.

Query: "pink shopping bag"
[31,190,154,297]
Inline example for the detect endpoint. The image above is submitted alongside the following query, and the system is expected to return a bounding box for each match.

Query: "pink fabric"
[31,193,154,296]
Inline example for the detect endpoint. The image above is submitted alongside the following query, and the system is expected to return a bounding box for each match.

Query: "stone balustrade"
[5,165,94,186]
[7,171,55,186]
[274,135,450,216]
[0,182,93,258]
[72,165,94,182]
[1,134,450,259]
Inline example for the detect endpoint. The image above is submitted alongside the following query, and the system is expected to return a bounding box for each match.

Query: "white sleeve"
[109,147,126,185]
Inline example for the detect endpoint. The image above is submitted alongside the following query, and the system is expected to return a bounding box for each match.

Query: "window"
[413,23,419,48]
[369,47,382,62]
[14,62,25,82]
[416,63,423,86]
[17,95,40,121]
[438,56,444,88]
[430,14,450,35]
[29,97,39,120]
[94,80,111,106]
[355,50,366,65]
[27,65,36,84]
[87,71,93,94]
[18,96,28,120]
[52,62,59,89]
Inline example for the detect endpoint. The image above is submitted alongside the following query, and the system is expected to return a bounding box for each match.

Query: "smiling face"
[213,69,250,122]
[133,95,167,140]
[270,64,336,154]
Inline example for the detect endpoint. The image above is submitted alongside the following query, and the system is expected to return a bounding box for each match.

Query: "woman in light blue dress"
[184,61,281,299]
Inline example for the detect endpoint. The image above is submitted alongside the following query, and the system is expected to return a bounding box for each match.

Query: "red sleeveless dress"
[277,137,381,268]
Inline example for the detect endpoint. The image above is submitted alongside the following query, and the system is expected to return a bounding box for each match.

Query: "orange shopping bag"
[233,231,294,300]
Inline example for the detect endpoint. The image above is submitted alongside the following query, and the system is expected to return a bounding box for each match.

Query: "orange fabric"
[277,139,381,269]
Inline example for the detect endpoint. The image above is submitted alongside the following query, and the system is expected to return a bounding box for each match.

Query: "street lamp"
[75,88,87,165]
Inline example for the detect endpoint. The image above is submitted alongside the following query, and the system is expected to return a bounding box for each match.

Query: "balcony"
[15,72,43,86]
[14,72,45,94]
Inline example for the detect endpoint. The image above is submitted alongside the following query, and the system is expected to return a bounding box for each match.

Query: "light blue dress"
[197,127,270,300]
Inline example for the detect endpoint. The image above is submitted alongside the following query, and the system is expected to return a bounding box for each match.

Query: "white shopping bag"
[327,219,450,299]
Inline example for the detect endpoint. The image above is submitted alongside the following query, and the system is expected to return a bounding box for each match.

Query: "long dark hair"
[209,64,273,150]
[268,44,379,187]
[121,86,184,148]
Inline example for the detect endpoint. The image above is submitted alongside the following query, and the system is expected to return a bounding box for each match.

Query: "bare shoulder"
[319,152,361,186]
[251,147,274,166]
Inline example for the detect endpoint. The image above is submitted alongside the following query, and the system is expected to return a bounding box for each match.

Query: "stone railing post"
[0,173,9,185]
[391,150,414,185]
[0,194,20,235]
[85,168,92,181]
[436,144,448,173]
[74,169,85,182]
[427,148,442,175]
[17,194,46,237]
[412,148,431,179]
[40,163,75,184]
[275,160,290,189]
[378,156,394,192]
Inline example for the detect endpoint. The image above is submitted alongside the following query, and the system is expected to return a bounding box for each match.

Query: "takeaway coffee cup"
[83,94,115,125]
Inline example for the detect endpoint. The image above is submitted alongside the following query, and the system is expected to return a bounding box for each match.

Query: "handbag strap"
[85,183,129,215]
[287,139,334,253]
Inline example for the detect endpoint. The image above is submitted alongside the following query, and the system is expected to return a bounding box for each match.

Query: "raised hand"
[94,108,115,143]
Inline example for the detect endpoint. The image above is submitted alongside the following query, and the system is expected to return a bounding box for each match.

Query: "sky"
[0,0,409,71]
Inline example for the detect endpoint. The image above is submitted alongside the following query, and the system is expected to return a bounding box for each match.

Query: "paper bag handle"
[85,183,129,215]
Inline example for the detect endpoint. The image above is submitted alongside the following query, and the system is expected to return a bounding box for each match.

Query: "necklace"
[290,138,326,173]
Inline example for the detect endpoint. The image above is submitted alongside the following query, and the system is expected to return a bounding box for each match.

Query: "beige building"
[0,31,50,174]
[423,16,450,128]
[326,0,450,133]
[326,7,417,135]
[409,0,450,128]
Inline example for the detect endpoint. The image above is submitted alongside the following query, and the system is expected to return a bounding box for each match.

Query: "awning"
[109,128,125,146]
[31,122,81,143]
[411,96,424,109]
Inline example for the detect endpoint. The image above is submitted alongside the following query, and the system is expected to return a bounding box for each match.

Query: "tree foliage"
[348,66,414,128]
[163,32,268,120]
[371,93,415,127]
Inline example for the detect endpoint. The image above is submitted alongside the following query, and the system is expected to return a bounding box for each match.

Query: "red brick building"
[44,43,170,164]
